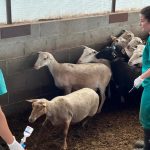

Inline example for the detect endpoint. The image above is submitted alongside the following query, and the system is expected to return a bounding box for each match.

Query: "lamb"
[34,51,112,112]
[27,88,99,150]
[128,44,145,66]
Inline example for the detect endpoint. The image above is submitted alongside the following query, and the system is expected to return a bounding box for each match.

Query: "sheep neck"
[44,101,52,114]
[47,59,61,77]
[45,101,56,118]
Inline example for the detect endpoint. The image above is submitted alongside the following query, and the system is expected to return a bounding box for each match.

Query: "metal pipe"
[111,0,116,13]
[6,0,12,24]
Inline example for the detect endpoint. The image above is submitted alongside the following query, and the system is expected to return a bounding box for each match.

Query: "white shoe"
[134,140,144,149]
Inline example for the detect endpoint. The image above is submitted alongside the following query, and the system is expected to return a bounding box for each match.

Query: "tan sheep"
[34,51,112,112]
[27,88,99,150]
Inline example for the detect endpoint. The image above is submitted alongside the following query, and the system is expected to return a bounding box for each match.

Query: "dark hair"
[140,6,150,22]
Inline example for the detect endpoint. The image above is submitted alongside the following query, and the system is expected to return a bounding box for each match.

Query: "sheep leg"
[97,87,106,113]
[33,122,49,148]
[64,87,72,95]
[81,116,91,129]
[42,117,48,126]
[62,119,71,150]
[98,93,105,113]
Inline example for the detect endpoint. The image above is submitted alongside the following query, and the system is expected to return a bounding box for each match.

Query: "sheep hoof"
[33,144,38,149]
[61,145,67,150]
[82,121,89,129]
[81,117,90,129]
[73,130,82,138]
[134,140,144,149]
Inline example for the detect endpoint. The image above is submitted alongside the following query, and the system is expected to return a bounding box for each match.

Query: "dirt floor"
[0,106,143,150]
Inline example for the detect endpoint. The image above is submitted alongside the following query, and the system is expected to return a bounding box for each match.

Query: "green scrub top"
[0,69,7,95]
[142,36,150,87]
[140,35,150,129]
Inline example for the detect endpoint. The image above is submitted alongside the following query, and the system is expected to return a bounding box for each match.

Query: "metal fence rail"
[6,0,12,24]
[0,0,149,24]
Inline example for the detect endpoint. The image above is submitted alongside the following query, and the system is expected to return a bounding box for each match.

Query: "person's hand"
[134,76,144,88]
[8,137,24,150]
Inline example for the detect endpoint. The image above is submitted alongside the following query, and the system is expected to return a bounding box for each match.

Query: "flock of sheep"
[27,30,145,149]
[78,30,145,67]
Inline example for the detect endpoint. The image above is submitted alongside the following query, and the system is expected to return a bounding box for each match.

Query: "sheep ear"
[134,45,138,48]
[128,34,132,38]
[133,47,137,50]
[38,51,42,54]
[81,45,88,49]
[121,29,126,33]
[110,35,117,41]
[38,101,47,107]
[42,103,47,107]
[26,99,38,103]
[93,51,97,54]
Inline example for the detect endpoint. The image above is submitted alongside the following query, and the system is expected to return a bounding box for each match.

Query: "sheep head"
[77,46,98,64]
[128,45,145,66]
[111,36,128,48]
[27,98,48,123]
[34,51,55,69]
[120,30,134,40]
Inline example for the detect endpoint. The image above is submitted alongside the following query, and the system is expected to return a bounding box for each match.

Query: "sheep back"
[47,88,99,125]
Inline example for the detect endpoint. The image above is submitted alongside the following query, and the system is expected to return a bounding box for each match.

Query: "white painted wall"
[0,0,149,24]
[116,0,149,11]
[0,0,7,23]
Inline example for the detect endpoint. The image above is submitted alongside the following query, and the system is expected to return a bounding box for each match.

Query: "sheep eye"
[87,53,91,56]
[36,105,39,108]
[44,57,47,60]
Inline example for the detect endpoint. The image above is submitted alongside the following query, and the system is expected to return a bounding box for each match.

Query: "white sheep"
[34,51,112,113]
[119,30,134,40]
[77,46,110,67]
[27,88,99,150]
[111,30,134,48]
[111,36,129,48]
[124,37,143,57]
[128,44,145,66]
[77,46,98,63]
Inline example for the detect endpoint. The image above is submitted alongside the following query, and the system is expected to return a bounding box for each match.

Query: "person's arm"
[134,68,150,87]
[140,68,150,79]
[0,107,14,144]
[0,107,24,150]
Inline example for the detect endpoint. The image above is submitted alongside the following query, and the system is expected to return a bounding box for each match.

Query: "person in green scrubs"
[133,6,150,150]
[0,69,24,150]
